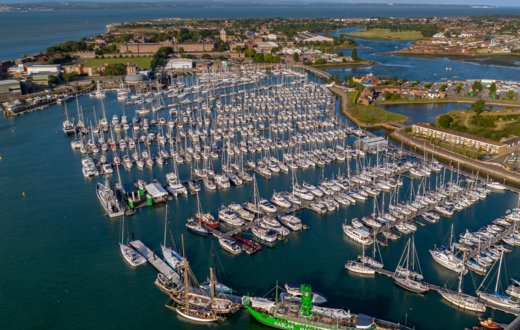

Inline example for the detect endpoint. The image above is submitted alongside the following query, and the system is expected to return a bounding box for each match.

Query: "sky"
[6,0,520,8]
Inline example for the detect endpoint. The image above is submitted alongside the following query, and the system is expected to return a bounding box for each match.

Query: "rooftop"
[412,123,505,146]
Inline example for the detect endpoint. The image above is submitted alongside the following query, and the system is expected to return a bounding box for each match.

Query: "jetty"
[129,240,181,285]
[372,267,519,316]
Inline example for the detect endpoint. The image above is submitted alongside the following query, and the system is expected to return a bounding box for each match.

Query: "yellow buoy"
[22,192,26,197]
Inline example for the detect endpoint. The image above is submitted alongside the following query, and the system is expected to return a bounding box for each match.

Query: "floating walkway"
[372,267,519,316]
[129,240,181,285]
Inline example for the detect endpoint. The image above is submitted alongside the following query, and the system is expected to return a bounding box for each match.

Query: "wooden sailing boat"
[169,235,221,322]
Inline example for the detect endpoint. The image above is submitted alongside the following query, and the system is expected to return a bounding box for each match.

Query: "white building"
[165,59,193,70]
[294,31,334,43]
[26,64,61,75]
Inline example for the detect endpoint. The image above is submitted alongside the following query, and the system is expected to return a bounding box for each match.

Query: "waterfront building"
[0,79,21,95]
[412,123,507,154]
[165,59,194,70]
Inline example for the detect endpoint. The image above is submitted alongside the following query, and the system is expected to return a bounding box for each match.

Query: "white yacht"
[218,238,242,255]
[342,223,373,246]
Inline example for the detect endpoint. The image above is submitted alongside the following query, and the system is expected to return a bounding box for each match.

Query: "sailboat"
[199,247,233,295]
[119,216,146,267]
[171,236,222,322]
[359,230,384,269]
[344,244,375,275]
[393,236,429,294]
[62,102,76,135]
[161,205,184,270]
[430,224,466,274]
[186,195,210,236]
[476,250,520,312]
[440,266,486,312]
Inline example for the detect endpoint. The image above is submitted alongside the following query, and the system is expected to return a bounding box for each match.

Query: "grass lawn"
[348,104,408,125]
[436,108,520,141]
[345,28,424,40]
[81,56,153,69]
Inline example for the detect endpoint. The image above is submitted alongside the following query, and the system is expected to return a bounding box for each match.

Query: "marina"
[56,64,520,326]
[2,62,520,329]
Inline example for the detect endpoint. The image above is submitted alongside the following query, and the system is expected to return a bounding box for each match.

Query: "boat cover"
[312,306,351,319]
[145,183,168,198]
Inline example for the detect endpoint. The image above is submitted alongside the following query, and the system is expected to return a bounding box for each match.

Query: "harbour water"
[329,28,520,82]
[1,79,520,330]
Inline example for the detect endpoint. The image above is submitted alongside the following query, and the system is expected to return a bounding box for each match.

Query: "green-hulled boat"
[242,284,411,330]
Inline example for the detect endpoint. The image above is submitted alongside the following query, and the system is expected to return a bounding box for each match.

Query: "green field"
[81,56,153,69]
[345,28,423,40]
[349,104,408,125]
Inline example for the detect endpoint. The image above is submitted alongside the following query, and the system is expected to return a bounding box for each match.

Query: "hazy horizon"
[3,0,520,8]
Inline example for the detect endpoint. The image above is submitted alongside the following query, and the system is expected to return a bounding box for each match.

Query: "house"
[412,123,507,154]
[256,41,278,52]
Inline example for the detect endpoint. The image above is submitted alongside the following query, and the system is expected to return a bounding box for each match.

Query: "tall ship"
[243,284,412,330]
[96,178,124,218]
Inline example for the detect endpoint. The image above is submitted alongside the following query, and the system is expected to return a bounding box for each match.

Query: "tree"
[455,83,462,94]
[438,114,453,128]
[103,63,126,76]
[244,49,256,58]
[351,48,358,61]
[489,82,497,97]
[471,99,486,125]
[472,80,483,94]
[62,72,76,82]
[507,90,516,100]
[293,53,300,62]
[48,75,60,85]
[150,46,173,69]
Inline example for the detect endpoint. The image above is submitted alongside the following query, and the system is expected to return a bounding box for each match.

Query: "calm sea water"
[327,28,520,82]
[0,88,519,329]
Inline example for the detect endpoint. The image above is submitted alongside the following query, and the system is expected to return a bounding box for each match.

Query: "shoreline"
[310,60,374,69]
[390,130,520,188]
[377,98,520,109]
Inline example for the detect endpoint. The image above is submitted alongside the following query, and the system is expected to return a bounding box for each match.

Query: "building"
[358,136,388,151]
[220,29,227,42]
[256,41,278,52]
[26,64,61,85]
[118,42,169,55]
[165,59,194,70]
[412,123,507,154]
[294,32,334,43]
[26,64,61,76]
[172,42,214,53]
[0,79,22,95]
